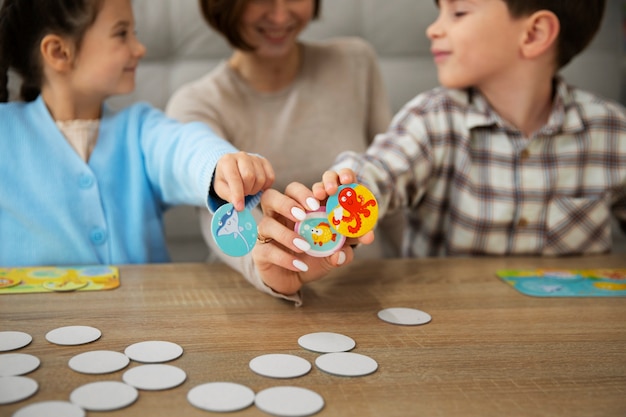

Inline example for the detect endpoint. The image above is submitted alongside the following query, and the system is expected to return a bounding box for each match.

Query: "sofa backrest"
[107,0,624,114]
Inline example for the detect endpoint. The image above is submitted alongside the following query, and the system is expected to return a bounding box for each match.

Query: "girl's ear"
[519,10,560,62]
[40,34,74,72]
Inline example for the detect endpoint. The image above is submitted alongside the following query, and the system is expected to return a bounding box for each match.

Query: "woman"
[166,0,402,304]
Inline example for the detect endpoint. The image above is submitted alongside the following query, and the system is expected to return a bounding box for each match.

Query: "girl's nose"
[133,37,147,58]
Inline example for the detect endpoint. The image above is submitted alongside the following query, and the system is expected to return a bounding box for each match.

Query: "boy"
[249,0,625,300]
[316,0,626,258]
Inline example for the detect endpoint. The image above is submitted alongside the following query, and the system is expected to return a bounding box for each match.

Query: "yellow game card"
[0,266,120,294]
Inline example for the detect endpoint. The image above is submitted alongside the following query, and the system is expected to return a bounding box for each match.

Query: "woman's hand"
[252,180,373,295]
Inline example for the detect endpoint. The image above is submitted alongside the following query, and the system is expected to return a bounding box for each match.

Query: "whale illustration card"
[211,203,258,257]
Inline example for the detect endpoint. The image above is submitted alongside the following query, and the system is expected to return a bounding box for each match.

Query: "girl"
[0,0,274,266]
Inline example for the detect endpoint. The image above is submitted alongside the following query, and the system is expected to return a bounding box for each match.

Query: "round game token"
[255,386,324,417]
[249,354,311,379]
[315,352,378,377]
[211,203,257,257]
[45,325,101,346]
[13,401,85,417]
[297,332,356,353]
[325,183,378,238]
[0,331,32,352]
[42,279,87,291]
[123,364,186,390]
[377,307,432,326]
[188,382,255,412]
[294,208,346,257]
[124,340,183,363]
[69,350,130,374]
[0,376,38,404]
[70,381,138,411]
[0,353,40,376]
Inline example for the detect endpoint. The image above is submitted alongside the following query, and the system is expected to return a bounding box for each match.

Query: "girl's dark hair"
[199,0,322,51]
[0,0,102,102]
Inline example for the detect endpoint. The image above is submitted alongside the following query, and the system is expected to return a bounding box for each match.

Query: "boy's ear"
[520,10,559,61]
[40,34,75,72]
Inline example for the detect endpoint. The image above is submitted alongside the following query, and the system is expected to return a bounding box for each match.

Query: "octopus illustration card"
[294,208,346,257]
[326,183,378,238]
[497,269,626,297]
[0,265,120,294]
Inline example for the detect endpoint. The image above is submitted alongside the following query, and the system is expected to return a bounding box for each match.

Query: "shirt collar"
[460,77,585,136]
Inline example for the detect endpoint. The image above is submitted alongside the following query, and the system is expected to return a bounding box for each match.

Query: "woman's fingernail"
[293,238,311,252]
[293,259,309,272]
[306,197,320,211]
[291,207,306,221]
[337,251,346,265]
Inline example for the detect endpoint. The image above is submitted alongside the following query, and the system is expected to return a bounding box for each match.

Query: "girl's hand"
[214,152,275,211]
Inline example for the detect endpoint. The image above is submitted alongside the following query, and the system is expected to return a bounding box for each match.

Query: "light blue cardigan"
[0,96,260,266]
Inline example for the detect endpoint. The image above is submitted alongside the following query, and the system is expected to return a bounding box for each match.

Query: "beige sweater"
[166,37,403,303]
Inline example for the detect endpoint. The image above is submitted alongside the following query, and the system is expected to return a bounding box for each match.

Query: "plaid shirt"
[333,78,626,257]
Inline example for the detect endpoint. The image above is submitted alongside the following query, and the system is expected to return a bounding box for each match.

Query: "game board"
[0,266,119,294]
[497,268,626,297]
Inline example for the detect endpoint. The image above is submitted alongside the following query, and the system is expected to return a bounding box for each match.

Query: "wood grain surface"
[1,255,625,417]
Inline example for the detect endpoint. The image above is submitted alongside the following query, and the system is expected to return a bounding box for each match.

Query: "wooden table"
[1,255,625,417]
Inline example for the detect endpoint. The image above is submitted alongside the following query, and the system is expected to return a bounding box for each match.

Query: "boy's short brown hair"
[199,0,322,51]
[504,0,606,68]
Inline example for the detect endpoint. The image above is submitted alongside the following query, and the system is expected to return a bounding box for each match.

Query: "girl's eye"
[117,30,128,38]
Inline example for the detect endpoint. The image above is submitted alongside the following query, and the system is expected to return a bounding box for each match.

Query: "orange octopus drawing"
[332,187,377,234]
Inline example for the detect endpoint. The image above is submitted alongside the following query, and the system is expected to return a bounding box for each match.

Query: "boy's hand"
[312,168,358,202]
[214,152,275,211]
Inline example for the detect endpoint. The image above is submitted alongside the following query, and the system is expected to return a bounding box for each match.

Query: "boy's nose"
[426,17,443,39]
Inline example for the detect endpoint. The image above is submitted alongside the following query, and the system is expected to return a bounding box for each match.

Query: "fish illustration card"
[326,183,378,238]
[211,203,258,257]
[497,269,626,297]
[294,207,346,257]
[0,265,120,294]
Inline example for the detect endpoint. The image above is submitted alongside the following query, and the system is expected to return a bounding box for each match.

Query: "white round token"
[70,381,138,411]
[297,332,356,353]
[315,352,378,377]
[13,401,85,417]
[188,382,255,412]
[0,376,38,404]
[69,350,130,374]
[124,340,183,363]
[249,354,311,379]
[0,331,32,351]
[255,386,324,417]
[0,353,40,376]
[377,307,432,326]
[45,326,101,346]
[123,364,186,390]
